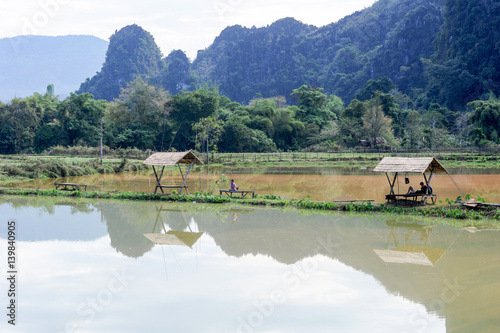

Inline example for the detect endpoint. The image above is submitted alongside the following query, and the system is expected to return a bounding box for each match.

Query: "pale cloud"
[0,0,377,59]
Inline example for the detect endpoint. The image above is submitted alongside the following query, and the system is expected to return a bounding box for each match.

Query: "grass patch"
[2,187,499,229]
[0,155,149,181]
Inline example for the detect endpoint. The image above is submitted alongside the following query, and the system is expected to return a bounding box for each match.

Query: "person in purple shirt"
[230,179,239,191]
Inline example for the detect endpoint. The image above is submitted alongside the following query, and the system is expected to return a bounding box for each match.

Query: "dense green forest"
[1,78,500,154]
[1,0,499,155]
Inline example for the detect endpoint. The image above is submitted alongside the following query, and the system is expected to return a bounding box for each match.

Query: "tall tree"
[58,93,106,146]
[362,97,394,146]
[337,99,366,147]
[1,98,40,153]
[403,110,423,148]
[105,78,171,149]
[271,108,305,150]
[469,97,500,144]
[422,110,449,148]
[355,77,395,101]
[192,116,224,159]
[169,86,220,151]
[291,85,335,127]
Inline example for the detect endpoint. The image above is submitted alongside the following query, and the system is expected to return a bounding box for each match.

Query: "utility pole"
[206,125,210,164]
[100,118,103,165]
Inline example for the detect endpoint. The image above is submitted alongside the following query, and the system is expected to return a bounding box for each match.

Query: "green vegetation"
[1,189,498,228]
[3,80,500,155]
[0,155,149,181]
[207,150,500,168]
[1,1,500,156]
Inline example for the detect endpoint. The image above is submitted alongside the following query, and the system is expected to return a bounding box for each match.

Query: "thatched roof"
[373,157,447,174]
[373,245,445,266]
[143,231,203,248]
[143,150,203,166]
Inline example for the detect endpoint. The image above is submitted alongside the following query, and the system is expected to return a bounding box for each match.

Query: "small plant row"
[1,188,499,225]
[0,188,231,204]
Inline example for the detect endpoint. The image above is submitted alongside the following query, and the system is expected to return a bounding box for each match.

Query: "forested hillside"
[76,0,499,111]
[192,0,444,105]
[77,24,164,100]
[2,0,500,155]
[426,0,500,109]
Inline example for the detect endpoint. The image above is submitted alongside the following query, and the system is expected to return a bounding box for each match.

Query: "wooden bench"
[156,185,188,194]
[220,190,255,198]
[386,193,437,204]
[54,183,88,191]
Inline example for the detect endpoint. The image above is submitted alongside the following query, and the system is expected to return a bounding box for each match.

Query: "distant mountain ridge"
[78,0,451,106]
[0,35,108,101]
[4,0,499,110]
[191,0,444,104]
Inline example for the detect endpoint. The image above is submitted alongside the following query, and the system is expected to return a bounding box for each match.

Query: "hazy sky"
[0,0,377,60]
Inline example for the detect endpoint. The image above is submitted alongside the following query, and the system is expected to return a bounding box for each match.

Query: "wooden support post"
[180,162,194,195]
[178,164,184,182]
[386,172,398,195]
[152,204,163,232]
[153,166,165,194]
[385,173,392,194]
[152,166,158,194]
[423,171,434,195]
[392,172,398,195]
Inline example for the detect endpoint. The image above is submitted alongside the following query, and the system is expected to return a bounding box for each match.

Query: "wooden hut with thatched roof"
[373,157,454,204]
[143,150,203,194]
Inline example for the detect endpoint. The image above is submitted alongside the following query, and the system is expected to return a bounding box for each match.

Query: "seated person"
[230,179,239,191]
[407,182,428,195]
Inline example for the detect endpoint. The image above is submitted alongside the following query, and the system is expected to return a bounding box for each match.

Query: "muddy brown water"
[7,166,500,203]
[0,196,499,332]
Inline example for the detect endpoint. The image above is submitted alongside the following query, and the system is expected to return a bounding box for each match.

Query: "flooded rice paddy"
[0,196,499,332]
[6,166,500,203]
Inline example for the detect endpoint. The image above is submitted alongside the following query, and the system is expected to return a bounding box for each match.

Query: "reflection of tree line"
[5,197,497,331]
[16,197,487,332]
[101,202,157,258]
[100,203,500,332]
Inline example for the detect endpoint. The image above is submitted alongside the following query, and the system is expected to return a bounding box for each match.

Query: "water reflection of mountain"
[5,195,498,332]
[153,206,500,333]
[101,202,157,258]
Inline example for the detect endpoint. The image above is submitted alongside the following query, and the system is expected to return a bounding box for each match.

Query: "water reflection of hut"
[143,204,203,248]
[143,150,203,194]
[144,231,203,248]
[373,220,446,266]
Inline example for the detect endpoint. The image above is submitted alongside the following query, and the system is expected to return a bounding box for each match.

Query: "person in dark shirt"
[407,182,428,194]
[418,182,428,194]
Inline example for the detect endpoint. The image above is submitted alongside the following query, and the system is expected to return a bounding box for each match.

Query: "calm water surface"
[0,196,499,332]
[7,166,500,203]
